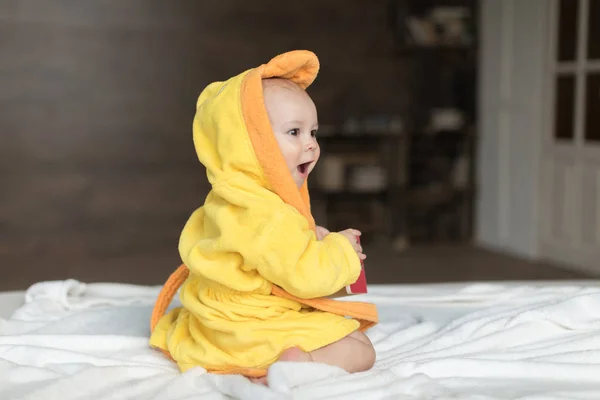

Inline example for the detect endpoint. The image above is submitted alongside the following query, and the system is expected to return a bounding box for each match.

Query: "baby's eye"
[287,128,299,136]
[311,129,318,138]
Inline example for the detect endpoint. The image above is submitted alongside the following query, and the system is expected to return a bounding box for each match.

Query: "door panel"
[540,0,600,273]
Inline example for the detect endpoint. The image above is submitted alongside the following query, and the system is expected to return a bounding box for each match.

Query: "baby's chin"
[293,164,317,189]
[293,175,308,189]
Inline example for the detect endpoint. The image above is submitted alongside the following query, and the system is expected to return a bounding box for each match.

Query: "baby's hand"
[338,229,366,261]
[316,225,330,241]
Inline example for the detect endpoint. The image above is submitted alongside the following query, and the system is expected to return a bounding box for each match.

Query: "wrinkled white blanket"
[2,279,600,399]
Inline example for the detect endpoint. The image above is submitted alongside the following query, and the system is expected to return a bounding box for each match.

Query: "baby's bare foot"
[250,376,268,385]
[249,348,311,386]
[278,347,313,363]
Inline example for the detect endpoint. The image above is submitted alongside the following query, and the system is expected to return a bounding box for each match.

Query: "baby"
[259,77,375,381]
[149,50,378,386]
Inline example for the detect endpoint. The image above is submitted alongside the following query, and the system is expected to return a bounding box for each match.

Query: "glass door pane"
[555,75,576,140]
[557,0,579,61]
[585,73,600,141]
[588,0,600,60]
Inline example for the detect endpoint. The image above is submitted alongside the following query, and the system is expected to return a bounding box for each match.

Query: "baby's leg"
[279,330,376,373]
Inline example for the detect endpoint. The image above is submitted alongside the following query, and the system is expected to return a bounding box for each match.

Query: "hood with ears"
[191,50,320,230]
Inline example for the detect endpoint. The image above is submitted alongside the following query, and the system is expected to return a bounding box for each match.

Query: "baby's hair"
[261,78,305,93]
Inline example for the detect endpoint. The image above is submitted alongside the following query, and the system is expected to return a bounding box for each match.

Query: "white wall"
[475,0,549,259]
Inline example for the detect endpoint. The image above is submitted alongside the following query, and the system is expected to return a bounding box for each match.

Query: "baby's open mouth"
[297,162,311,175]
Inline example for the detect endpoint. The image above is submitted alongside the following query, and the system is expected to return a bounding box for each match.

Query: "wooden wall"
[0,0,406,290]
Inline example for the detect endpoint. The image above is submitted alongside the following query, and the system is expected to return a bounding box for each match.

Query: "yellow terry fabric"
[149,51,375,374]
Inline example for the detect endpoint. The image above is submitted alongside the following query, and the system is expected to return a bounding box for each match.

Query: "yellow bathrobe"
[149,50,378,377]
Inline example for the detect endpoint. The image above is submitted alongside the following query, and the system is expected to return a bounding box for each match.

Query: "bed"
[2,279,600,399]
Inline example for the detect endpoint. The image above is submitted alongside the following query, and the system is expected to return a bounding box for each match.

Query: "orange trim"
[209,367,267,378]
[150,264,189,332]
[270,286,378,332]
[240,52,318,229]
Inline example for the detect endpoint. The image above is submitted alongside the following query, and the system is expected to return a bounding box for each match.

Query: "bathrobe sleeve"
[252,206,362,299]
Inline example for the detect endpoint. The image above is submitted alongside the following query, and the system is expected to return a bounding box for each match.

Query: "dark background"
[1,1,587,290]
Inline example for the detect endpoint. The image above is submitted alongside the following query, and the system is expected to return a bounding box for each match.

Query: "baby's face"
[263,79,320,189]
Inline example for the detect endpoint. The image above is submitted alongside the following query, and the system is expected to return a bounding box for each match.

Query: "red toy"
[329,235,368,298]
[347,235,368,294]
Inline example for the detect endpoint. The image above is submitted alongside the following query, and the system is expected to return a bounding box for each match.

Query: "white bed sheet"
[0,291,24,319]
[2,279,600,399]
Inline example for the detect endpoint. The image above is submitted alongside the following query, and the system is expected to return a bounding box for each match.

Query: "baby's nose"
[305,138,317,151]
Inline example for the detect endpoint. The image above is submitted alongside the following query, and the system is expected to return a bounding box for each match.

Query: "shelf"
[396,45,475,54]
[318,133,405,140]
[311,188,389,199]
[314,0,478,245]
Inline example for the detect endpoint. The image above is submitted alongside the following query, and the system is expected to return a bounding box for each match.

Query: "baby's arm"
[251,211,363,299]
[316,225,330,240]
[317,225,366,261]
